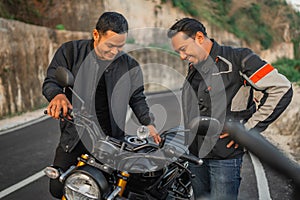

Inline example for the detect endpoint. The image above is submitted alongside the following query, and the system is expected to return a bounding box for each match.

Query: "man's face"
[171,32,208,65]
[93,30,127,60]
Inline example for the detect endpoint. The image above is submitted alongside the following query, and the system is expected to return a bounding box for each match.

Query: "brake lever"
[159,137,165,148]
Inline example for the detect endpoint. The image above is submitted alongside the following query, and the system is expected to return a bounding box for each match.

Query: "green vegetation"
[225,3,273,49]
[162,0,300,52]
[0,1,13,19]
[126,37,135,44]
[0,0,42,24]
[161,0,198,16]
[291,11,300,59]
[55,24,65,30]
[272,58,300,84]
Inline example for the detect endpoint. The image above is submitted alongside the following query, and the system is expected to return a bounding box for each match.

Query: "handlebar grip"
[179,153,203,165]
[43,109,73,118]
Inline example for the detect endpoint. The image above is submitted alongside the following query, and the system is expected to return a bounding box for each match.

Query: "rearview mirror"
[55,66,74,87]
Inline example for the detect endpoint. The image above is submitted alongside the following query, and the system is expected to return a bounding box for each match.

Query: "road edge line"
[249,152,272,200]
[0,170,45,199]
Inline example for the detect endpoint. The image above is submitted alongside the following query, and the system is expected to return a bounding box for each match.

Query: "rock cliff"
[0,18,90,116]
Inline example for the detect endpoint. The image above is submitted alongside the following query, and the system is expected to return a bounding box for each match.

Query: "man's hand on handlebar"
[47,94,73,120]
[147,125,161,144]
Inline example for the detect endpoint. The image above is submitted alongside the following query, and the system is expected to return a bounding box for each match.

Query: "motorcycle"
[44,67,300,199]
[44,66,204,200]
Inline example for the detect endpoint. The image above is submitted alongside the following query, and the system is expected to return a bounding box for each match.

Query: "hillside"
[1,0,299,55]
[163,0,300,53]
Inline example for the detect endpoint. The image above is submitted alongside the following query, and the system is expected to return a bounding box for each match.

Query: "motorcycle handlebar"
[225,122,300,188]
[179,152,203,165]
[164,147,203,165]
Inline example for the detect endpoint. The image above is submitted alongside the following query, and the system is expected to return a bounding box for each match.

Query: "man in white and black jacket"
[42,12,161,199]
[167,18,293,200]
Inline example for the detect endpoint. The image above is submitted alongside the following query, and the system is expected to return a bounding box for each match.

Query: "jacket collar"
[209,39,220,61]
[192,39,220,74]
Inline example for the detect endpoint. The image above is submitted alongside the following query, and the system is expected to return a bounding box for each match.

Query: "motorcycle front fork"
[116,171,130,196]
[107,171,130,200]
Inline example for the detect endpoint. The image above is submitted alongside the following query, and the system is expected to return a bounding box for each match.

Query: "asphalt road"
[0,117,60,199]
[0,91,295,200]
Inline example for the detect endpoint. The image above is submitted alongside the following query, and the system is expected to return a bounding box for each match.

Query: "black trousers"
[49,140,88,199]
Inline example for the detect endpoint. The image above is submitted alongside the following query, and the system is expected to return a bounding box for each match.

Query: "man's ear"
[195,31,205,44]
[93,29,100,41]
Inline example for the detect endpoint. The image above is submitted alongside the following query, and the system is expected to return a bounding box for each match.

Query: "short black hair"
[167,18,207,39]
[95,12,128,34]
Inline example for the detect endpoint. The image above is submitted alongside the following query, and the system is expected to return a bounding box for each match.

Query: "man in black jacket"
[42,12,161,198]
[167,18,293,199]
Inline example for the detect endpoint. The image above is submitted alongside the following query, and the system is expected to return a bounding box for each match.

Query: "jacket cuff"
[45,88,64,102]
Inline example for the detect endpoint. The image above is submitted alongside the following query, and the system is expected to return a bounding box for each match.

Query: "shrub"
[55,24,65,30]
[272,58,300,84]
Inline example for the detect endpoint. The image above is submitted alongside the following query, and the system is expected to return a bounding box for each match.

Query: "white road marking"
[0,170,45,199]
[249,152,272,200]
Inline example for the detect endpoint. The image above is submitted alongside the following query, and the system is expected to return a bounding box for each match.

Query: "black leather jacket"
[42,39,154,152]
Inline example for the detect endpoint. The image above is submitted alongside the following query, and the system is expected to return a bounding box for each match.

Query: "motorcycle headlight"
[64,172,100,200]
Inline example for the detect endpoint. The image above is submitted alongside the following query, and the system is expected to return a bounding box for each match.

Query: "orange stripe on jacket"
[250,63,274,83]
